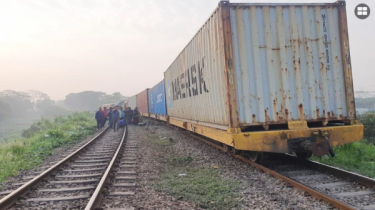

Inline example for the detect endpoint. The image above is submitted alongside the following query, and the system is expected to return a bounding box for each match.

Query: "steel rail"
[85,126,127,210]
[235,156,356,210]
[303,159,375,188]
[0,127,109,210]
[186,132,358,210]
[279,153,375,187]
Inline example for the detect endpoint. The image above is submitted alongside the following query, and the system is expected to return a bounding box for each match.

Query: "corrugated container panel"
[149,80,167,115]
[229,4,351,125]
[165,1,355,129]
[128,96,137,109]
[136,89,149,114]
[165,8,229,126]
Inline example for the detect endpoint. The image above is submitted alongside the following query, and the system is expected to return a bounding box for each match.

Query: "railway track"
[0,126,138,210]
[188,132,375,210]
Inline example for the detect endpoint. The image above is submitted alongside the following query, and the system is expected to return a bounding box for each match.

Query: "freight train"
[118,0,364,162]
[103,100,128,110]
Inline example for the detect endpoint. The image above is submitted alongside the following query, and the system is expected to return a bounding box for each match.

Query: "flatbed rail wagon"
[128,0,363,162]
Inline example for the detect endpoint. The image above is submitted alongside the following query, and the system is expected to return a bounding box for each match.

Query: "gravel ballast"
[102,123,331,210]
[4,129,123,210]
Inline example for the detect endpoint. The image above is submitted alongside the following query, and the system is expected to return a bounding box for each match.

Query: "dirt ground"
[112,122,332,210]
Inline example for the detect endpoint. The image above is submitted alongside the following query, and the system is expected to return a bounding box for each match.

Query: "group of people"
[95,106,140,131]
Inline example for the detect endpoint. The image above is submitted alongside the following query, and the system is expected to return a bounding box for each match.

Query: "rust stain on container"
[163,1,356,129]
[298,104,304,120]
[285,109,289,121]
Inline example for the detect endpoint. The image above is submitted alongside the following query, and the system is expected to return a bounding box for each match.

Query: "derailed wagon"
[163,0,363,162]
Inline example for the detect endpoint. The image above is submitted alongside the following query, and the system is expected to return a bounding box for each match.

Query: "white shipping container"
[164,0,355,129]
[128,95,137,110]
[165,8,229,127]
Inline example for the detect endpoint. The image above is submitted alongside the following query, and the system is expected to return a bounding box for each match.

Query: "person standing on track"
[133,107,140,125]
[125,107,131,125]
[119,107,125,120]
[107,107,113,128]
[102,107,108,128]
[126,107,133,125]
[95,107,104,130]
[112,107,120,131]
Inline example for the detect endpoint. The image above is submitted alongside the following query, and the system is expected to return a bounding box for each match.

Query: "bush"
[316,140,375,178]
[21,125,41,138]
[359,113,375,144]
[47,130,64,138]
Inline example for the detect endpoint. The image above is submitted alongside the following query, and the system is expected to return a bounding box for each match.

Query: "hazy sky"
[0,0,374,100]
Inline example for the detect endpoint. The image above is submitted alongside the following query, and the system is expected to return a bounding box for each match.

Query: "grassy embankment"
[146,134,241,210]
[0,118,37,144]
[313,114,375,178]
[0,112,96,183]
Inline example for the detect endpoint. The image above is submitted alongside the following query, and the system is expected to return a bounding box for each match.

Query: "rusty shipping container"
[164,0,355,130]
[136,89,149,114]
[128,96,137,110]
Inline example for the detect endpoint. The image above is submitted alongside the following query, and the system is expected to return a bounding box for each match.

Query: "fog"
[0,0,374,100]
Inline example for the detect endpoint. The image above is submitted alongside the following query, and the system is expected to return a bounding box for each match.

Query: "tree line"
[0,90,126,122]
[355,97,375,109]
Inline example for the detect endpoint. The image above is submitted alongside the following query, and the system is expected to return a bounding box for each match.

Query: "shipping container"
[149,80,168,116]
[103,103,115,109]
[128,96,137,110]
[136,89,149,114]
[164,0,355,130]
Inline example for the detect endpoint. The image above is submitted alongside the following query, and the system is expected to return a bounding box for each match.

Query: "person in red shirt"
[102,107,108,128]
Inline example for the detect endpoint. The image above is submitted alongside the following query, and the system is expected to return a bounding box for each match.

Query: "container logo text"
[157,94,163,103]
[171,58,209,101]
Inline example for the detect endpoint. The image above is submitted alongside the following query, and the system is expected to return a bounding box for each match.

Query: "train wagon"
[117,100,128,110]
[148,80,168,121]
[136,89,150,117]
[128,96,137,110]
[103,101,127,109]
[163,0,363,162]
[103,103,115,109]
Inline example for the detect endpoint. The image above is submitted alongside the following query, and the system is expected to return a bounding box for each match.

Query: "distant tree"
[41,105,70,119]
[0,100,12,121]
[101,92,126,104]
[355,97,375,109]
[63,91,126,111]
[36,98,55,112]
[0,92,33,114]
[65,91,104,111]
[111,92,123,99]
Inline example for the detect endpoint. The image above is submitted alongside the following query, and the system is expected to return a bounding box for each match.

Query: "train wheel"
[243,151,263,163]
[295,151,312,160]
[223,145,231,153]
[230,148,240,155]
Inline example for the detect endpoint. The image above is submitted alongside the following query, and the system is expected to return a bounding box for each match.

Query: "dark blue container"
[148,80,167,115]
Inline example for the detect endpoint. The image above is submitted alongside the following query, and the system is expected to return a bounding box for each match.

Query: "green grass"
[0,112,96,184]
[312,140,375,178]
[147,133,241,209]
[0,117,37,144]
[146,134,173,147]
